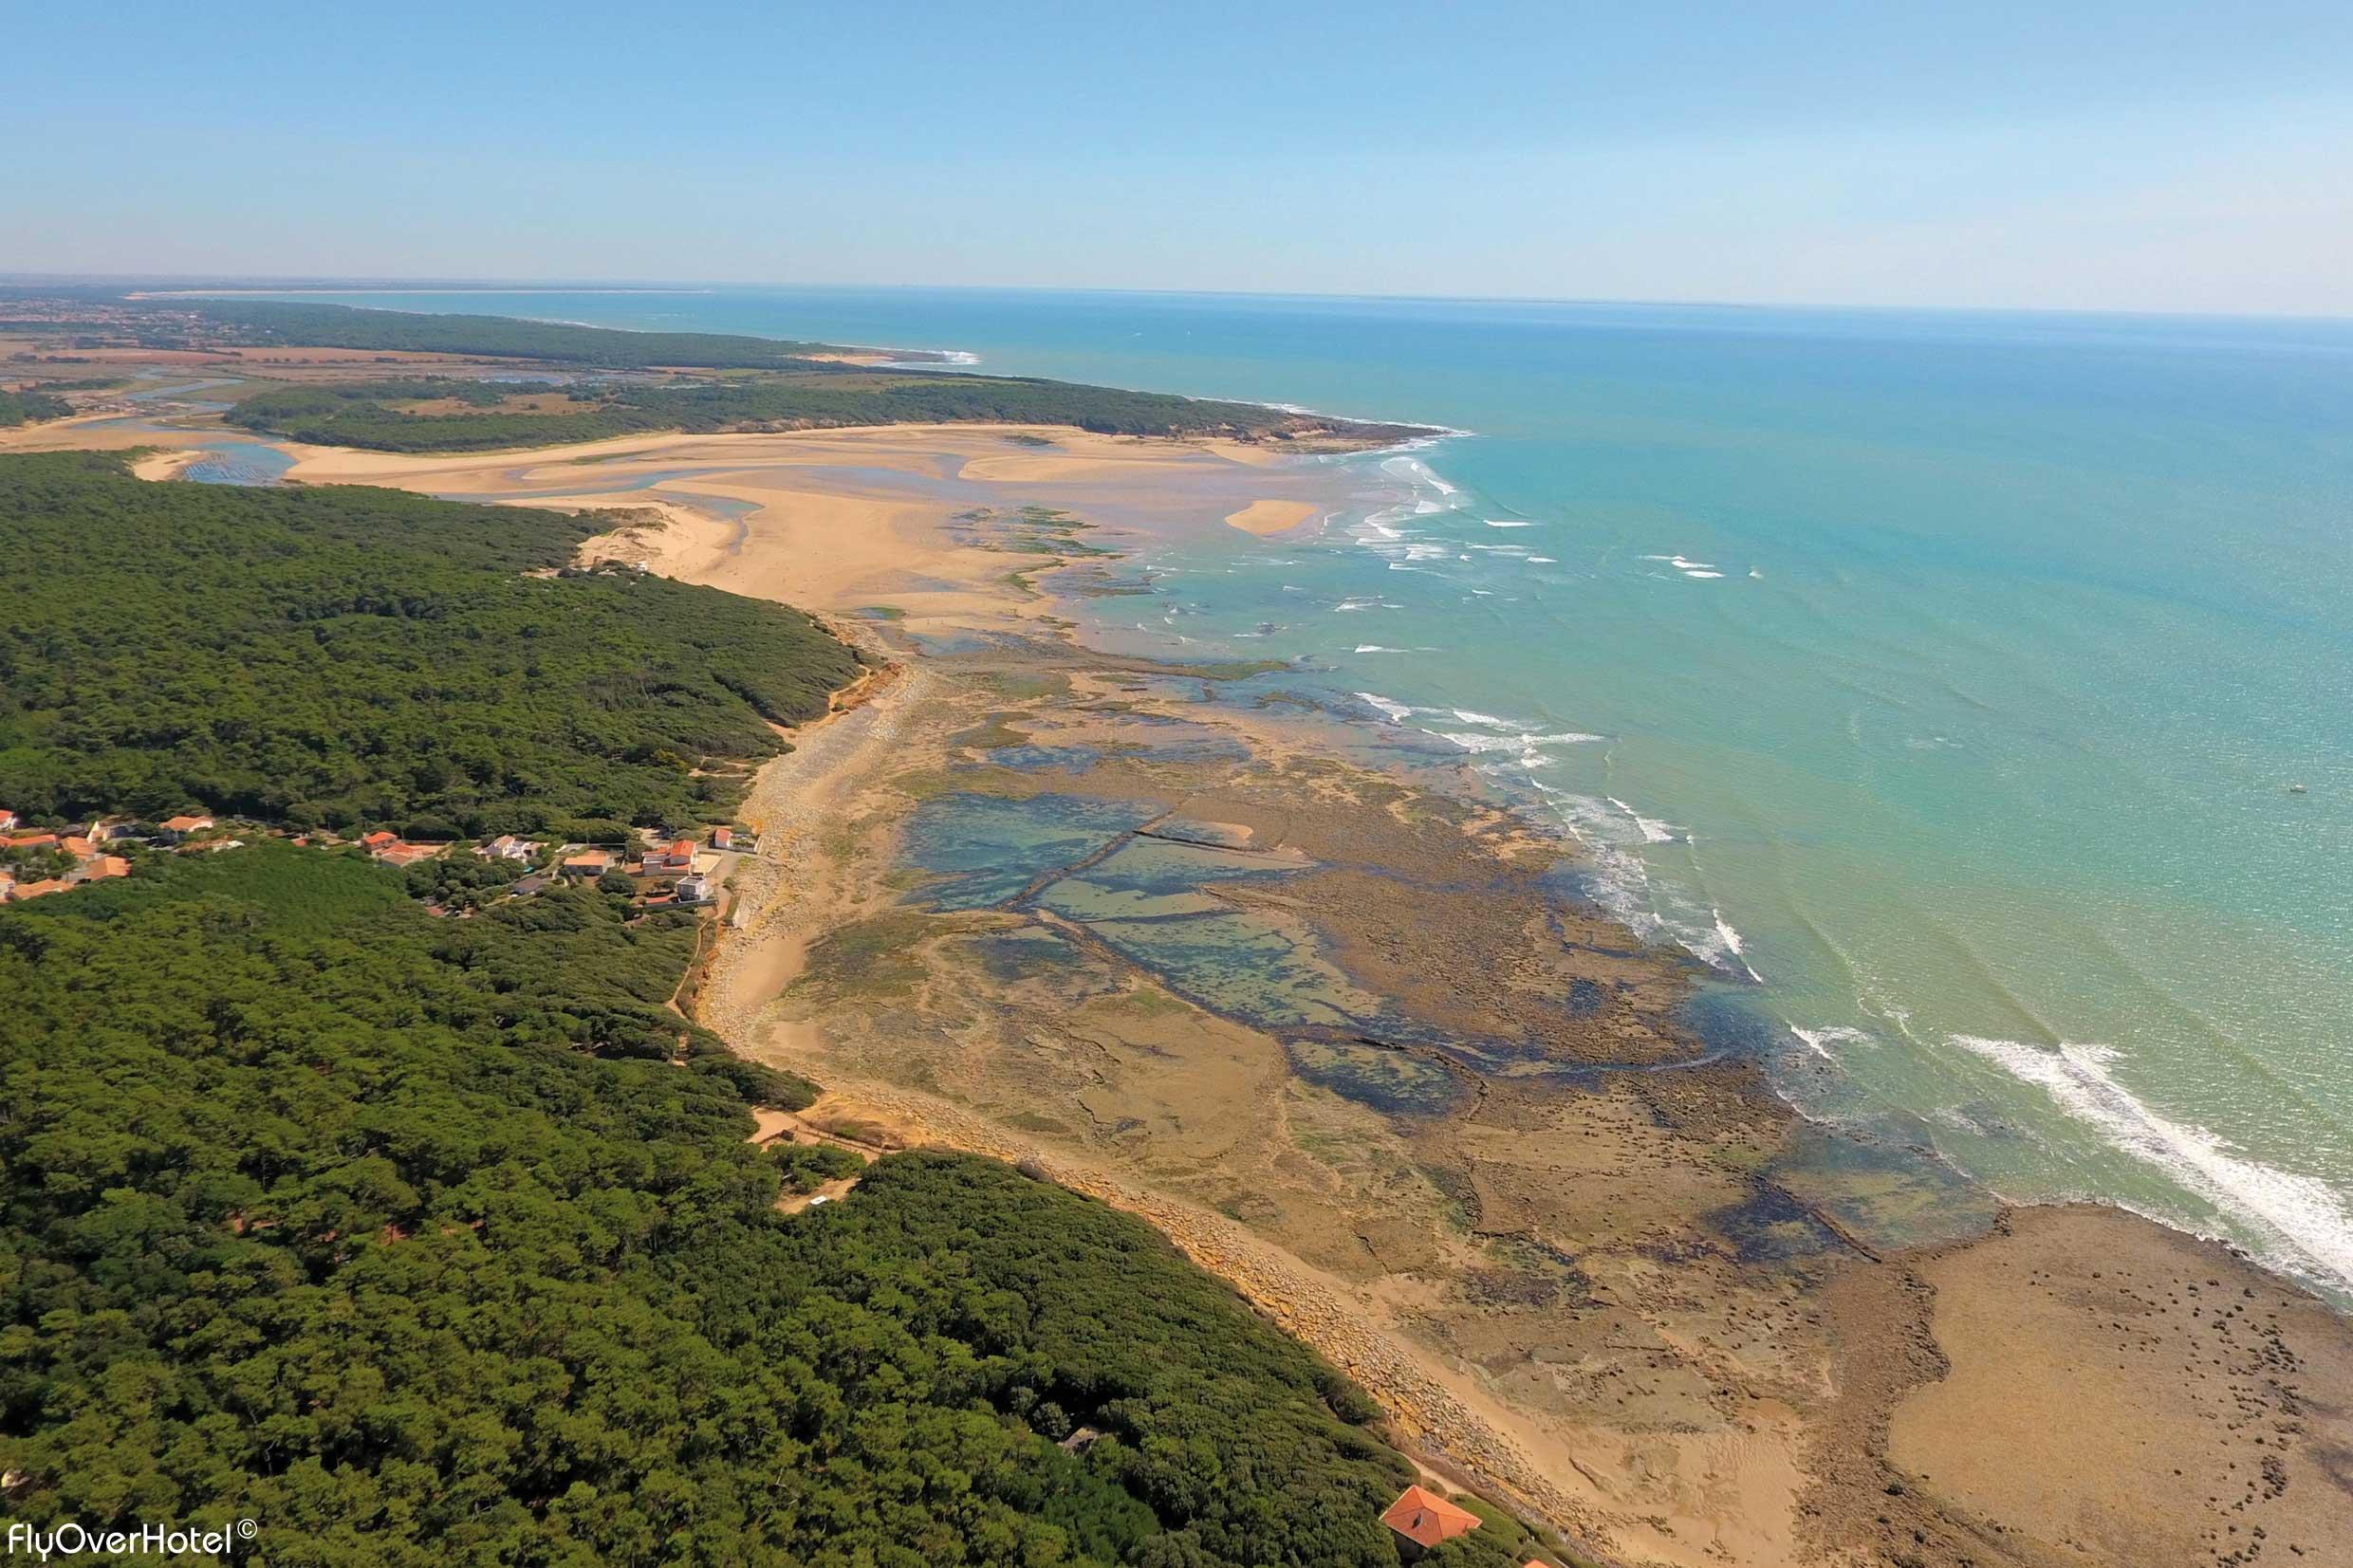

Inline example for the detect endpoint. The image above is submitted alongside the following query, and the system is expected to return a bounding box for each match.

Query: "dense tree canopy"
[0,389,70,427]
[176,298,882,367]
[0,452,860,834]
[226,372,1424,453]
[0,845,1444,1566]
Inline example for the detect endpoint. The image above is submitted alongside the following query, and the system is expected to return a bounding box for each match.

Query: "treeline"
[228,371,1428,453]
[0,389,70,426]
[176,297,902,367]
[0,452,861,836]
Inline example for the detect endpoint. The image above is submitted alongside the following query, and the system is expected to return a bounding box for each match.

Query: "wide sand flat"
[1223,498,1321,535]
[285,425,1350,626]
[1888,1205,2353,1565]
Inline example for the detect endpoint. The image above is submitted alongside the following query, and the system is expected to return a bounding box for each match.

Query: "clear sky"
[7,0,2352,315]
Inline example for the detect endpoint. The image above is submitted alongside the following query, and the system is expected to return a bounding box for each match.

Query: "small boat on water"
[2287,782,2307,794]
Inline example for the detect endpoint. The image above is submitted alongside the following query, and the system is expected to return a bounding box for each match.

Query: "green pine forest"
[0,453,858,838]
[0,453,1556,1566]
[178,297,889,368]
[0,389,72,427]
[223,372,1421,454]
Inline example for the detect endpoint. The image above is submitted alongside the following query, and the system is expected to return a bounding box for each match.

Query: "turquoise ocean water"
[216,287,2353,1300]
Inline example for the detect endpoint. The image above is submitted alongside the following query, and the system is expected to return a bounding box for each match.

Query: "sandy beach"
[58,415,2353,1567]
[270,424,1341,628]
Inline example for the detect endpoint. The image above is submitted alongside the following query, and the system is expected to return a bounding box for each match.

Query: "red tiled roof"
[10,879,70,900]
[361,831,398,848]
[9,833,60,849]
[62,837,95,858]
[1380,1486,1480,1550]
[85,856,131,879]
[161,815,213,832]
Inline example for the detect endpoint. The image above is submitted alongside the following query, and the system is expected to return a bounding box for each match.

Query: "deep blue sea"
[213,286,2353,1300]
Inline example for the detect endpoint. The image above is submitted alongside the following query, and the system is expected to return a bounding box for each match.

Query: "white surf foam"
[873,348,982,368]
[1435,729,1603,754]
[1484,519,1532,528]
[1606,797,1678,843]
[1789,1024,1876,1061]
[1950,1034,2353,1295]
[1709,910,1764,982]
[1354,692,1419,723]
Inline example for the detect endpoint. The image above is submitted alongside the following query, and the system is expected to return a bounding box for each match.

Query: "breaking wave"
[1951,1034,2353,1296]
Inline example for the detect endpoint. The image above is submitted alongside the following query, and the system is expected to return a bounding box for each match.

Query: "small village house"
[675,872,713,905]
[0,810,15,833]
[479,834,535,862]
[158,815,215,842]
[641,837,695,876]
[711,825,733,850]
[560,848,614,878]
[1379,1486,1480,1560]
[361,830,398,852]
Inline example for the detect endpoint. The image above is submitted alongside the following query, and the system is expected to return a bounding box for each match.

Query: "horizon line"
[7,270,2353,327]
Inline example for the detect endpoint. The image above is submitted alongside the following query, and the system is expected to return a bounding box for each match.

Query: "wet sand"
[57,414,2353,1566]
[1224,497,1322,535]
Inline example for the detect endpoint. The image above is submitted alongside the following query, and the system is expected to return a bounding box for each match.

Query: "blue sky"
[7,0,2351,314]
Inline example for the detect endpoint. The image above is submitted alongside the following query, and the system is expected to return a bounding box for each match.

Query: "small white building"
[675,872,713,905]
[480,834,536,862]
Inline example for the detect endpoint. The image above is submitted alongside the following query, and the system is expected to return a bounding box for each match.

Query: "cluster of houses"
[554,828,738,907]
[354,821,750,913]
[2,805,754,917]
[0,808,222,902]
